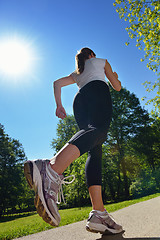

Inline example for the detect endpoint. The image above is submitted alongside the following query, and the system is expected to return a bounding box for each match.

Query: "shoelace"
[41,161,75,205]
[57,175,75,204]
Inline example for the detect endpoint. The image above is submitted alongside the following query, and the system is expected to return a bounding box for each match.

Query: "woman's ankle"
[49,163,62,175]
[93,207,105,212]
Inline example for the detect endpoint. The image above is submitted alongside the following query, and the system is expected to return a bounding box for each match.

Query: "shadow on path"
[96,233,160,240]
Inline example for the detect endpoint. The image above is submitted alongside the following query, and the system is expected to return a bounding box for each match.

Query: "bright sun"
[0,37,34,78]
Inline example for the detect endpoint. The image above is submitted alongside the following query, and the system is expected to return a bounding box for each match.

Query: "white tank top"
[70,58,107,89]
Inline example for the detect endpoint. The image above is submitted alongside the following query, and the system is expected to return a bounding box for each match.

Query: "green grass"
[0,193,160,240]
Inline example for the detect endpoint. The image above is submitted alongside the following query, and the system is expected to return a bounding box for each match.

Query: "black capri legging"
[68,80,112,187]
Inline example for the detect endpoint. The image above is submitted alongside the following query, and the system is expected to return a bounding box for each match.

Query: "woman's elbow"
[53,80,56,86]
[116,84,121,91]
[53,80,59,89]
[116,81,121,91]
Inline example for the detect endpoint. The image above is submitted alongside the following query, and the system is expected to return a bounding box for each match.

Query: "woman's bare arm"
[53,75,75,119]
[104,60,121,91]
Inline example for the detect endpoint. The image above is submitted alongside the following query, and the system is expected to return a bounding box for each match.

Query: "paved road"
[15,196,160,240]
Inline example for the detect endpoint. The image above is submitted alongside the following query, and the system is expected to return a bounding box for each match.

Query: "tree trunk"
[121,158,129,199]
[117,166,121,199]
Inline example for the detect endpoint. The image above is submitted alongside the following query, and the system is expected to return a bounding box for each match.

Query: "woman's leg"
[89,185,105,212]
[85,144,105,212]
[50,143,80,174]
[50,142,105,212]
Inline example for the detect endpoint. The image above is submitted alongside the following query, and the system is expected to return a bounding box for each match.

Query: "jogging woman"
[24,47,124,235]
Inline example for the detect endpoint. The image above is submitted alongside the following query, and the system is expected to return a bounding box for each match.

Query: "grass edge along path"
[0,193,160,240]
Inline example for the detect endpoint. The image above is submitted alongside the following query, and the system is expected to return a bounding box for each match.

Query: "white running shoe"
[24,159,74,227]
[86,210,124,235]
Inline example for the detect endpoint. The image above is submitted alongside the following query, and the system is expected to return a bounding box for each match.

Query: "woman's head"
[76,47,96,74]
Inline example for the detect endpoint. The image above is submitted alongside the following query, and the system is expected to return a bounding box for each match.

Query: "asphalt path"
[15,196,160,240]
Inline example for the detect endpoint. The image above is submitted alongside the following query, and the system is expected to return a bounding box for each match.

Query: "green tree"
[0,124,27,216]
[132,118,160,171]
[106,87,150,199]
[113,0,160,117]
[129,118,160,197]
[129,168,160,197]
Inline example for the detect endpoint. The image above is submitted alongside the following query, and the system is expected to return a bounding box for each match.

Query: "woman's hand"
[56,105,66,119]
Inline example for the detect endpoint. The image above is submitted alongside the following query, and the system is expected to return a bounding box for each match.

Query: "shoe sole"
[86,225,125,235]
[86,226,115,235]
[24,161,59,227]
[34,193,56,226]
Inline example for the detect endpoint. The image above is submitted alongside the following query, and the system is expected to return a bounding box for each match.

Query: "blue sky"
[0,0,156,160]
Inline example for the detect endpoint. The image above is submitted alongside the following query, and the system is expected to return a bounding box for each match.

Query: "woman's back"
[71,58,106,89]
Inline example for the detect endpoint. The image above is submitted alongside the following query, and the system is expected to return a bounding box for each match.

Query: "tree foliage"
[131,118,160,170]
[103,87,150,199]
[113,0,160,117]
[0,124,34,216]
